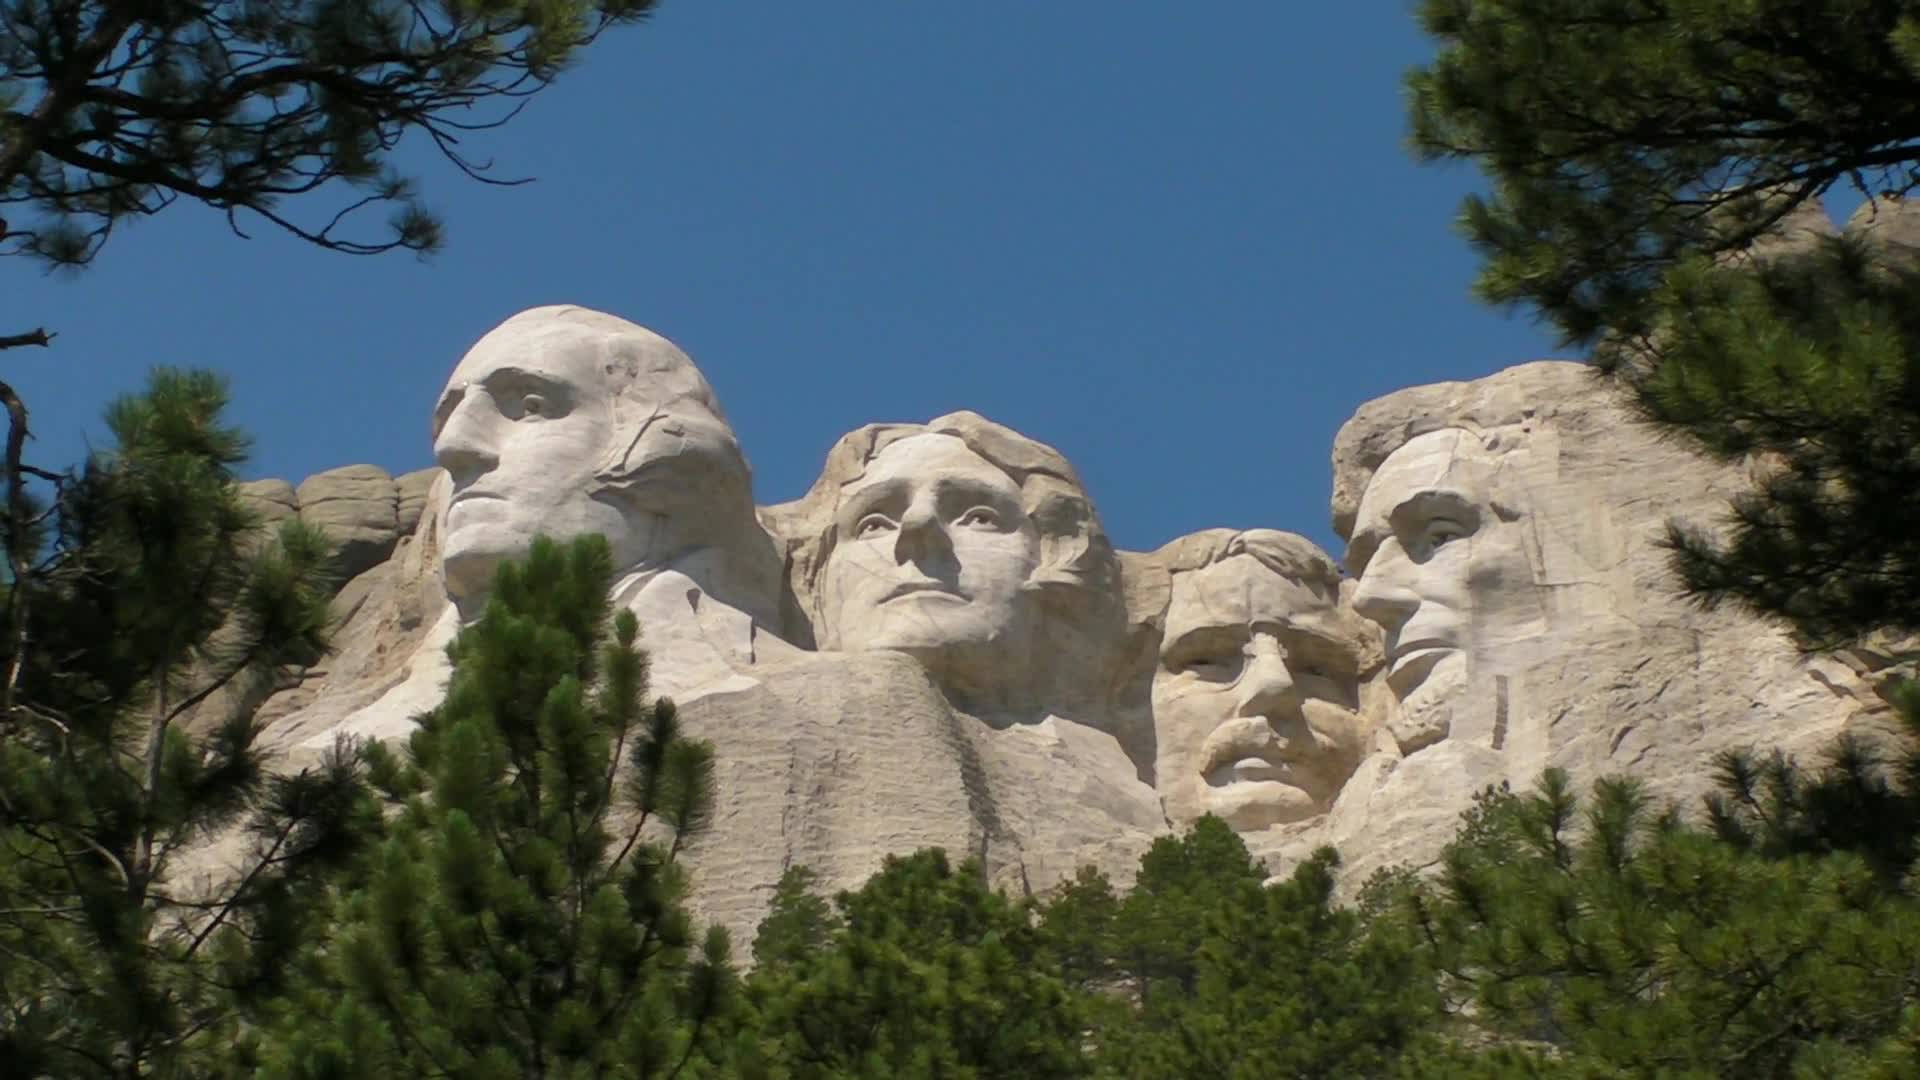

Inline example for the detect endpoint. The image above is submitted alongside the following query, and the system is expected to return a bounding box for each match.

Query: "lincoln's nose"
[1352,542,1420,634]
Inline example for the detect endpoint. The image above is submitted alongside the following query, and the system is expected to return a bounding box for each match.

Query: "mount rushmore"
[225,257,1910,941]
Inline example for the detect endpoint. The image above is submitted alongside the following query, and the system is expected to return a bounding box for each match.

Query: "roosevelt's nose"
[1235,638,1301,720]
[893,496,953,568]
[1352,541,1420,633]
[433,391,501,486]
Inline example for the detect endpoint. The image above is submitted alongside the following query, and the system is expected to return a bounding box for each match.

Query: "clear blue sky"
[8,2,1564,558]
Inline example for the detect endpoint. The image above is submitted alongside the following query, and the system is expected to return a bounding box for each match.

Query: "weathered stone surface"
[394,467,440,537]
[229,302,1898,944]
[1316,360,1893,885]
[238,477,299,527]
[297,464,400,580]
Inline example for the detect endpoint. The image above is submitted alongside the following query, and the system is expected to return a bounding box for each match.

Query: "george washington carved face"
[432,307,750,611]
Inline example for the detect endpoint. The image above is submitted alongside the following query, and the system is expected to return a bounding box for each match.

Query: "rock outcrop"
[232,276,1909,941]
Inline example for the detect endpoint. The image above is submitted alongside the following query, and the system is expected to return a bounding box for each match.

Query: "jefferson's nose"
[1352,541,1420,633]
[1235,638,1301,720]
[893,498,953,567]
[433,392,500,486]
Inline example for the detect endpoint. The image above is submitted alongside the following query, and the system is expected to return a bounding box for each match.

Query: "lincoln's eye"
[1176,654,1239,681]
[1423,518,1468,553]
[522,394,546,417]
[855,514,896,538]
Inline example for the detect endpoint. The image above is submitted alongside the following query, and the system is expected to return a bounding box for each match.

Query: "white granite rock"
[227,304,1902,944]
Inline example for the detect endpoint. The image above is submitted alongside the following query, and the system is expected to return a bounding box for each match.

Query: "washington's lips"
[449,489,506,506]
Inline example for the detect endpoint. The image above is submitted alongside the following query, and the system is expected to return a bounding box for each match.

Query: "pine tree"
[257,534,736,1079]
[1633,241,1920,642]
[749,866,841,977]
[0,368,373,1077]
[1407,0,1920,349]
[741,849,1090,1080]
[1404,768,1920,1076]
[1,0,660,268]
[1409,0,1920,644]
[1075,821,1439,1080]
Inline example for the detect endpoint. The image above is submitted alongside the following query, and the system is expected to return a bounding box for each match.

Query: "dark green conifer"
[0,368,369,1077]
[259,534,736,1079]
[742,849,1088,1080]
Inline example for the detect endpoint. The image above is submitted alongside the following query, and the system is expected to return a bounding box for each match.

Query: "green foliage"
[0,368,373,1077]
[1408,0,1920,349]
[741,849,1089,1080]
[1076,820,1439,1079]
[258,534,737,1079]
[0,0,660,265]
[1409,1,1920,645]
[1405,765,1920,1076]
[1636,241,1920,641]
[1705,684,1920,887]
[750,866,841,976]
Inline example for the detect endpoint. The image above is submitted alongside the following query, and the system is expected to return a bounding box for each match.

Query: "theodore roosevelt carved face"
[431,306,751,612]
[1151,530,1369,831]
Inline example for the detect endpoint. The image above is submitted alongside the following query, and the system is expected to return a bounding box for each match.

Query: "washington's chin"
[1203,779,1324,831]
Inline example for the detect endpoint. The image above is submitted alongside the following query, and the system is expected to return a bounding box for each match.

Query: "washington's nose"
[1235,642,1301,720]
[433,395,500,486]
[1352,543,1420,633]
[893,498,952,566]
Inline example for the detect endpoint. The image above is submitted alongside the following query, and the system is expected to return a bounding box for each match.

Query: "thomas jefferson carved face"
[431,309,746,610]
[1152,547,1367,830]
[1346,429,1541,710]
[818,433,1041,691]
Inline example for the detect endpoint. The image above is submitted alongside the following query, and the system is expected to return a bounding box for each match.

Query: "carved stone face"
[1152,553,1366,831]
[1346,429,1541,710]
[431,314,745,610]
[818,433,1040,691]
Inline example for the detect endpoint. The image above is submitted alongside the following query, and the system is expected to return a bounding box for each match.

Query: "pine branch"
[0,329,54,350]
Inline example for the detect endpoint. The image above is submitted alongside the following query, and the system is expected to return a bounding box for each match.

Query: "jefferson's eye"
[521,394,546,417]
[956,506,1000,529]
[854,514,896,538]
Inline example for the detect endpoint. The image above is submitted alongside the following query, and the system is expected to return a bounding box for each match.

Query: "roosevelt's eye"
[521,394,546,417]
[956,506,1000,529]
[854,513,896,538]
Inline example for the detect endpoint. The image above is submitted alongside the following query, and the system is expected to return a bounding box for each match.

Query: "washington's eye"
[521,394,546,417]
[854,513,896,538]
[956,506,1000,529]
